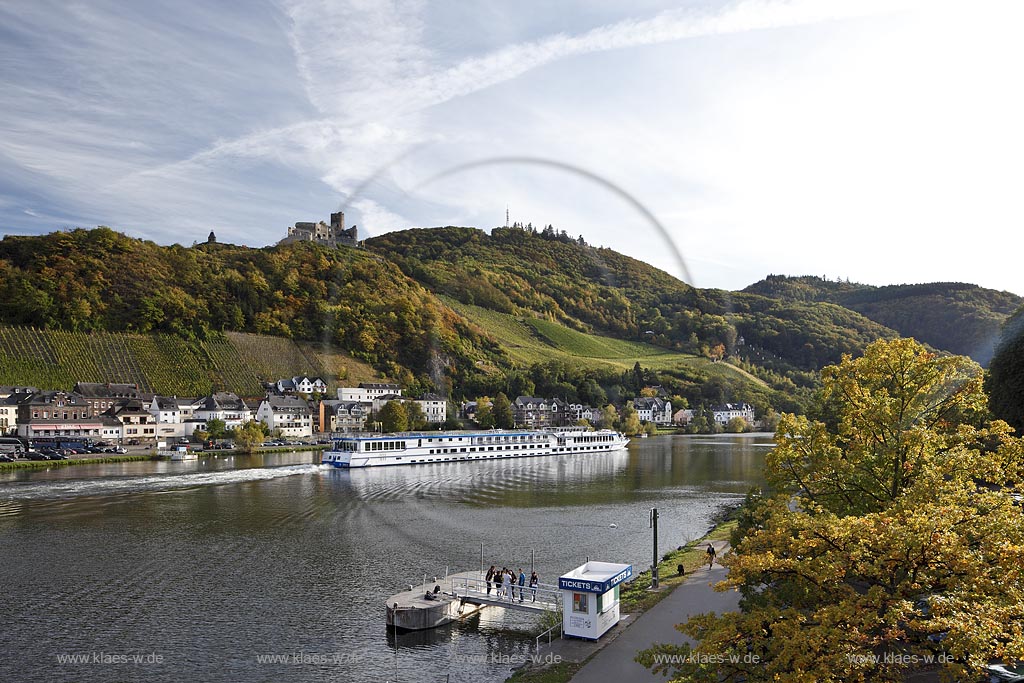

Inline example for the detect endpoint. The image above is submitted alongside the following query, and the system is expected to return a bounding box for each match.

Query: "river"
[0,433,772,683]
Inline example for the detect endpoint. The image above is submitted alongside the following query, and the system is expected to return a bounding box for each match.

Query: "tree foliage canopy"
[639,338,1024,683]
[378,401,408,433]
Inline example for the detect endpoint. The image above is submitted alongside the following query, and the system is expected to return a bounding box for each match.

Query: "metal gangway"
[450,574,562,613]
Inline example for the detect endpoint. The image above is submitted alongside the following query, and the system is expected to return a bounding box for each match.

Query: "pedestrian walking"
[517,568,526,602]
[706,543,716,568]
[529,571,538,602]
[485,565,495,595]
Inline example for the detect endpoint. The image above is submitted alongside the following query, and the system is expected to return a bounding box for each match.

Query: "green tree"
[725,416,748,433]
[379,401,408,433]
[444,402,462,430]
[405,402,428,431]
[476,405,495,429]
[234,421,265,452]
[492,392,513,429]
[619,401,641,436]
[206,418,227,441]
[597,404,618,430]
[637,338,1024,683]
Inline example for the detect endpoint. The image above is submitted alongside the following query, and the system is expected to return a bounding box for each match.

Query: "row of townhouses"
[0,382,450,443]
[673,402,756,426]
[458,395,675,428]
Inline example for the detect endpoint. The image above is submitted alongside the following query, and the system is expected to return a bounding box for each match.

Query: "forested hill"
[366,226,898,380]
[0,226,1015,407]
[744,275,1022,364]
[0,227,505,393]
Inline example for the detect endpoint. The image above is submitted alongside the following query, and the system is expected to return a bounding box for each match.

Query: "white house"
[337,383,402,404]
[415,393,447,424]
[634,397,673,425]
[567,403,596,423]
[712,403,755,426]
[194,392,252,430]
[0,394,25,436]
[149,395,182,423]
[149,396,186,441]
[0,387,36,436]
[257,395,313,437]
[276,376,328,395]
[100,416,124,443]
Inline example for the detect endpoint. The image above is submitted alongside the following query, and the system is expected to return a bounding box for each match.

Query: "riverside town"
[2,3,1023,683]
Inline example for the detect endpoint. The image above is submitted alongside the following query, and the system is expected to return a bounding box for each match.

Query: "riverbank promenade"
[565,539,736,682]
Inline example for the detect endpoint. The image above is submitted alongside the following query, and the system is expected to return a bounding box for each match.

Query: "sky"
[1,0,1021,295]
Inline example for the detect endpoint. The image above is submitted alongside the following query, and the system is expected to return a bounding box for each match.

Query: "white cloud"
[2,0,1021,296]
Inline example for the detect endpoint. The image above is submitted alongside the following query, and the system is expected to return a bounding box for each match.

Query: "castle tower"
[330,211,344,239]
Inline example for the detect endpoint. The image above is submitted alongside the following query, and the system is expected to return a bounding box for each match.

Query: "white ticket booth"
[558,561,633,640]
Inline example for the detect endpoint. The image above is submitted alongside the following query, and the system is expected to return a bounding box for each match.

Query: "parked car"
[114,447,127,454]
[47,452,68,460]
[25,451,50,461]
[0,453,15,462]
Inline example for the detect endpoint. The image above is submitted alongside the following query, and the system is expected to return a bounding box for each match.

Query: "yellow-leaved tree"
[637,338,1024,682]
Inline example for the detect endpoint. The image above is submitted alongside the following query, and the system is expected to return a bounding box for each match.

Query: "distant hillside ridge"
[744,275,1022,364]
[367,226,905,380]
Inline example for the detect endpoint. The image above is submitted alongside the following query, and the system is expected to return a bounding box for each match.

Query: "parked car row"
[0,445,130,462]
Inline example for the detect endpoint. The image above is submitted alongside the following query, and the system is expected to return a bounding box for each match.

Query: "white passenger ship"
[321,427,629,468]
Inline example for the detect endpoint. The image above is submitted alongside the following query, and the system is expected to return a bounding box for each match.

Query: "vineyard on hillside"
[0,326,376,396]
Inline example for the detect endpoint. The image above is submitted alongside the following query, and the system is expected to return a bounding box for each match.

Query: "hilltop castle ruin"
[280,211,358,248]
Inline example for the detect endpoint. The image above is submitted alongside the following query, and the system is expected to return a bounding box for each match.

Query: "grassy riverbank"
[0,444,329,470]
[0,454,155,470]
[618,518,737,613]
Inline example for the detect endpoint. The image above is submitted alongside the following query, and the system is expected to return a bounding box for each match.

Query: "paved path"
[569,540,737,683]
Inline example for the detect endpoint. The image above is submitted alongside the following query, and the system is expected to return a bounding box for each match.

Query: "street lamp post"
[650,507,659,589]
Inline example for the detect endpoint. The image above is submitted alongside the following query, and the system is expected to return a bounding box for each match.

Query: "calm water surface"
[0,434,771,683]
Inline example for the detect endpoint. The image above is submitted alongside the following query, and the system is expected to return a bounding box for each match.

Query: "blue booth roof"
[558,561,633,594]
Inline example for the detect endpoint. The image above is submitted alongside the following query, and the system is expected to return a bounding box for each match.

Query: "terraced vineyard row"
[0,326,370,396]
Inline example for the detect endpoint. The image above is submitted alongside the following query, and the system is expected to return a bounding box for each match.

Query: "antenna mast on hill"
[505,205,509,228]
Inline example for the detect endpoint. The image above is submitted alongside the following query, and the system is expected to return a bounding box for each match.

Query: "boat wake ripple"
[0,464,330,501]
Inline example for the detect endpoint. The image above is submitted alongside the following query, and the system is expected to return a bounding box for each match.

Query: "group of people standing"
[485,566,539,603]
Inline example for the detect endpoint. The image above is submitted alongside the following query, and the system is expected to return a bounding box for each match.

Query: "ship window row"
[429,444,543,455]
[367,441,404,451]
